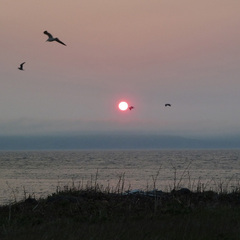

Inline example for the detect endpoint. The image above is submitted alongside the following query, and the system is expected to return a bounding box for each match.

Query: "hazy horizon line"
[0,134,239,150]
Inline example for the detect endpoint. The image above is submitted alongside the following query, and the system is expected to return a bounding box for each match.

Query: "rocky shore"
[1,187,240,240]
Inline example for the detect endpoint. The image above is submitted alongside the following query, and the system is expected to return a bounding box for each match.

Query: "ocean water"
[0,149,240,205]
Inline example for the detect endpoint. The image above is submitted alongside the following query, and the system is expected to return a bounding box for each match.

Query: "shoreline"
[1,186,240,239]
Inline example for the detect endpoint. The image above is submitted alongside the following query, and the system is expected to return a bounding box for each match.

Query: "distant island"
[0,134,239,150]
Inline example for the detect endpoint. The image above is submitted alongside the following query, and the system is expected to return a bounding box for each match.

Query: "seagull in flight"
[43,31,66,46]
[165,104,171,107]
[18,62,25,71]
[129,106,134,110]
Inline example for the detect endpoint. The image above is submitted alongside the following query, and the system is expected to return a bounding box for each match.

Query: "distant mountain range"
[0,134,239,150]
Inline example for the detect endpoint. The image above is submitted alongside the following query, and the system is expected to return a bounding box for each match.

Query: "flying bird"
[43,31,66,46]
[165,104,171,107]
[129,106,134,110]
[18,62,25,71]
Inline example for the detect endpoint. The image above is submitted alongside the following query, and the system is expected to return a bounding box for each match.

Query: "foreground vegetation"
[1,183,240,240]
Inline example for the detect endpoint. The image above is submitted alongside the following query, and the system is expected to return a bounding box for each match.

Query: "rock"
[24,197,38,204]
[172,188,191,195]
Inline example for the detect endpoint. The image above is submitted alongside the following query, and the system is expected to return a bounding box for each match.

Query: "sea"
[0,149,240,205]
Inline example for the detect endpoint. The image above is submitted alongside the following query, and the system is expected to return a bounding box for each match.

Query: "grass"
[1,179,240,240]
[1,164,240,240]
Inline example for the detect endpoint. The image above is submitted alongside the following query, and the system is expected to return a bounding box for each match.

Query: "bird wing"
[20,62,25,67]
[55,38,66,46]
[43,31,53,38]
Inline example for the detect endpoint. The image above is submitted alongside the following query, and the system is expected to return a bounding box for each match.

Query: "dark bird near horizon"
[18,62,25,70]
[165,104,171,107]
[43,31,66,46]
[129,106,134,110]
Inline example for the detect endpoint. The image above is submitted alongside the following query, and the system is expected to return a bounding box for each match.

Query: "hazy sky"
[1,0,240,138]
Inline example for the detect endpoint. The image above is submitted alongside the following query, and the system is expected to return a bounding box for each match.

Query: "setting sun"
[118,101,128,111]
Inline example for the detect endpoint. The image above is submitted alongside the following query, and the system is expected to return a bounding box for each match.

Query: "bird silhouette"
[129,106,134,110]
[165,104,171,107]
[43,31,66,46]
[18,62,25,70]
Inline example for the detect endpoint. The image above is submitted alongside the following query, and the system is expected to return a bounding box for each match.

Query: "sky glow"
[1,0,240,140]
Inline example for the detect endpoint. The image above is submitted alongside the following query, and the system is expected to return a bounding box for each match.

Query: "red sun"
[118,101,128,111]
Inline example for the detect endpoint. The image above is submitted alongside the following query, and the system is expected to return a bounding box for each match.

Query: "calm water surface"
[0,149,240,205]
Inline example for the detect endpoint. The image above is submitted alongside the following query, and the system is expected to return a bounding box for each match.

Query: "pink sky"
[1,0,240,137]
